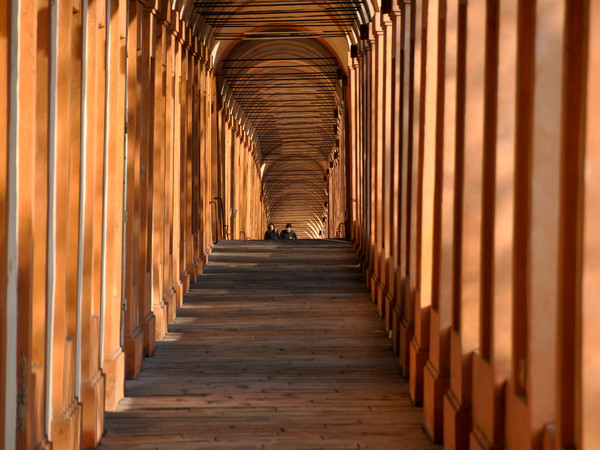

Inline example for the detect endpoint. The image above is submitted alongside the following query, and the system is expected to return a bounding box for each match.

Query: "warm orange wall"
[1,1,9,447]
[348,0,600,448]
[582,4,600,448]
[2,1,264,448]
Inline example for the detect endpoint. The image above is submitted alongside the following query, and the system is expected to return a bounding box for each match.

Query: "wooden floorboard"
[100,240,439,449]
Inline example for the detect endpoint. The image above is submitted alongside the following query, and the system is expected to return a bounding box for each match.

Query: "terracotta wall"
[218,110,265,241]
[328,95,347,239]
[1,2,11,448]
[348,0,599,448]
[1,1,265,448]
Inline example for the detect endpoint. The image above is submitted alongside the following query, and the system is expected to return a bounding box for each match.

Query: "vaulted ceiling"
[173,0,378,237]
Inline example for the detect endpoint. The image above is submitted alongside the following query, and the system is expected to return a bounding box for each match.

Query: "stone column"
[49,0,85,444]
[123,0,145,380]
[369,20,380,302]
[347,54,358,243]
[362,38,374,287]
[555,2,589,448]
[191,40,202,272]
[379,10,394,323]
[12,2,53,448]
[102,0,127,412]
[443,0,486,445]
[410,0,444,407]
[138,1,156,357]
[424,0,455,440]
[0,4,9,448]
[386,2,402,339]
[469,0,517,447]
[398,0,418,379]
[151,1,167,340]
[172,16,184,308]
[79,0,108,445]
[179,30,191,294]
[582,5,600,447]
[502,1,564,448]
[393,0,410,356]
[162,5,177,323]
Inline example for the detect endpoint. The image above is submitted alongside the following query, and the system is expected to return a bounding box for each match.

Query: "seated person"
[264,223,279,240]
[279,223,297,240]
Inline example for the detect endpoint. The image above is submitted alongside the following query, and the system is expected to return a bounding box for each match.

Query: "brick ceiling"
[174,0,378,237]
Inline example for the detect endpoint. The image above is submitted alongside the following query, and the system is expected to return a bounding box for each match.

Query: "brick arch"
[216,36,342,239]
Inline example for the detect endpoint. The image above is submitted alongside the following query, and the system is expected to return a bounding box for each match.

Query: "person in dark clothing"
[279,223,297,240]
[264,223,279,240]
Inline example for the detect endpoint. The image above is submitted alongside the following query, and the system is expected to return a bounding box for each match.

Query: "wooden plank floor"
[100,240,439,449]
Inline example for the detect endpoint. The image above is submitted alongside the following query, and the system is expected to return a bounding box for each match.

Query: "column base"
[399,317,414,378]
[370,273,379,303]
[153,300,168,340]
[175,280,184,308]
[409,335,429,405]
[26,364,47,447]
[376,281,387,317]
[164,288,177,323]
[470,352,505,449]
[182,269,191,295]
[32,436,51,449]
[140,311,156,357]
[384,291,396,333]
[124,326,144,379]
[471,425,504,450]
[542,422,556,450]
[392,275,406,354]
[391,304,402,354]
[80,369,106,448]
[103,347,125,411]
[188,263,198,284]
[444,388,472,450]
[195,257,204,276]
[50,398,82,450]
[424,361,449,443]
[505,383,532,449]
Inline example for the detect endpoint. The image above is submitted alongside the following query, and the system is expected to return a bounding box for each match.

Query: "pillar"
[410,0,441,407]
[443,0,484,446]
[470,0,516,447]
[582,4,600,447]
[172,16,184,308]
[386,2,402,339]
[138,1,157,358]
[0,2,10,447]
[13,2,52,448]
[151,1,168,340]
[162,5,176,324]
[399,0,423,380]
[424,0,453,441]
[123,0,144,380]
[102,0,127,412]
[502,1,565,448]
[555,1,589,447]
[179,29,191,294]
[369,18,382,303]
[79,0,108,445]
[49,0,85,445]
[394,0,415,368]
[380,9,395,327]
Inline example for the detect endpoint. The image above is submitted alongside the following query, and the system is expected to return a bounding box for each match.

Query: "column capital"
[371,13,383,37]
